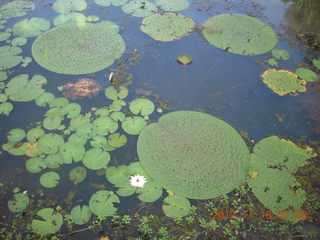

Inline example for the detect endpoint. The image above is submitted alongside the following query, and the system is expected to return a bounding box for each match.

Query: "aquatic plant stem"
[206,80,259,97]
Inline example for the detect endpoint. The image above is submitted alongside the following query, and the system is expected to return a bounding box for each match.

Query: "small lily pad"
[111,111,125,122]
[59,142,85,164]
[89,190,120,217]
[95,0,128,6]
[90,136,107,148]
[26,127,45,142]
[106,165,129,186]
[129,98,155,116]
[0,71,8,81]
[61,103,81,118]
[11,37,27,46]
[31,208,63,235]
[162,195,191,218]
[54,12,87,26]
[8,193,29,213]
[312,59,320,69]
[104,86,128,100]
[69,167,87,184]
[122,0,157,17]
[7,128,25,142]
[83,148,110,170]
[87,15,100,22]
[0,32,11,41]
[53,0,88,14]
[26,157,47,173]
[272,48,290,60]
[296,67,318,82]
[35,92,55,107]
[267,58,278,66]
[108,133,127,148]
[0,102,13,115]
[70,205,91,225]
[38,133,64,154]
[43,117,61,130]
[0,45,23,70]
[136,182,163,202]
[92,117,118,135]
[155,0,189,12]
[0,1,35,19]
[39,171,60,188]
[177,54,192,65]
[45,153,64,169]
[122,116,147,135]
[13,18,51,37]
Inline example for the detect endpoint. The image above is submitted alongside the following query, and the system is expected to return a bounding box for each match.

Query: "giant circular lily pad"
[137,111,250,199]
[202,14,278,55]
[140,13,195,42]
[32,22,125,75]
[261,69,307,96]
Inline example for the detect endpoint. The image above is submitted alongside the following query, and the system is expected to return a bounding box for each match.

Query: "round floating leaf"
[104,86,128,100]
[5,74,46,102]
[40,172,60,188]
[0,1,35,19]
[0,32,11,41]
[296,67,318,82]
[27,127,45,142]
[155,0,189,11]
[0,46,23,70]
[69,167,87,184]
[109,99,126,111]
[53,12,87,26]
[31,208,63,235]
[53,0,88,14]
[83,148,110,170]
[162,195,191,218]
[13,18,50,37]
[90,136,107,148]
[89,190,120,217]
[35,92,55,107]
[8,193,29,213]
[122,116,147,135]
[177,54,192,65]
[136,182,163,202]
[87,15,100,22]
[69,114,91,130]
[129,98,155,116]
[95,0,128,6]
[272,48,290,60]
[49,97,69,107]
[92,117,118,135]
[111,111,125,122]
[0,93,8,102]
[261,69,307,96]
[26,157,47,173]
[68,134,87,145]
[61,103,81,118]
[122,0,157,17]
[267,58,278,66]
[59,142,85,164]
[11,37,27,46]
[202,14,278,55]
[137,111,250,199]
[0,71,8,81]
[45,153,64,169]
[2,142,28,156]
[141,13,195,42]
[76,123,94,139]
[24,142,42,157]
[38,133,64,154]
[0,102,13,115]
[116,184,136,197]
[312,59,320,69]
[43,117,61,130]
[108,133,127,148]
[70,205,91,225]
[106,165,129,186]
[7,128,25,142]
[32,22,125,75]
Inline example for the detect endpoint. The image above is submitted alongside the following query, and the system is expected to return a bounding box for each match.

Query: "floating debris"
[63,78,102,100]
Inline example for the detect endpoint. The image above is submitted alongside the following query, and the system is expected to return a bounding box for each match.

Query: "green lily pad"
[21,56,32,67]
[2,142,28,156]
[59,142,85,164]
[0,32,11,41]
[177,54,192,65]
[70,205,91,225]
[35,92,55,107]
[83,148,110,170]
[129,98,155,116]
[49,97,69,107]
[272,48,290,60]
[136,182,163,202]
[31,208,63,235]
[155,0,189,12]
[87,15,100,22]
[0,71,8,81]
[0,46,23,70]
[111,111,125,122]
[122,0,157,17]
[261,69,307,96]
[296,67,318,82]
[202,14,278,55]
[140,13,195,42]
[162,195,191,218]
[32,22,125,75]
[43,117,61,130]
[92,117,118,135]
[69,114,91,130]
[109,99,126,112]
[122,116,147,135]
[76,123,94,139]
[106,165,129,186]
[68,134,87,146]
[90,136,107,148]
[267,58,278,66]
[61,103,81,118]
[44,153,63,169]
[53,12,87,26]
[13,18,51,37]
[26,127,45,142]
[116,184,136,197]
[7,128,25,142]
[0,1,35,19]
[39,171,60,188]
[11,37,27,46]
[0,102,13,115]
[104,86,128,100]
[95,0,128,6]
[137,111,250,199]
[38,133,64,154]
[95,107,109,116]
[89,190,120,217]
[108,133,127,148]
[8,193,29,213]
[0,93,7,102]
[53,0,88,14]
[25,157,47,173]
[69,166,87,184]
[312,59,320,69]
[5,74,47,102]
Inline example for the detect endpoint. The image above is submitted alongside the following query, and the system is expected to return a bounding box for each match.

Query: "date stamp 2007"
[211,210,308,220]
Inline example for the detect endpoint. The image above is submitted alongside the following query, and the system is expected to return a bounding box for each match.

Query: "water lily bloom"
[129,174,147,188]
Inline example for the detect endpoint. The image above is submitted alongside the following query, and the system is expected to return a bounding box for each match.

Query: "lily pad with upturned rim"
[89,190,120,217]
[70,205,91,225]
[31,208,63,235]
[7,193,29,213]
[140,13,195,42]
[39,171,60,188]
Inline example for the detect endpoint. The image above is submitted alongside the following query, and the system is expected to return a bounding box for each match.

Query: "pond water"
[0,0,319,239]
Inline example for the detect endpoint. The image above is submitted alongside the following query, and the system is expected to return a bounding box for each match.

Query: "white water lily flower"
[129,174,147,188]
